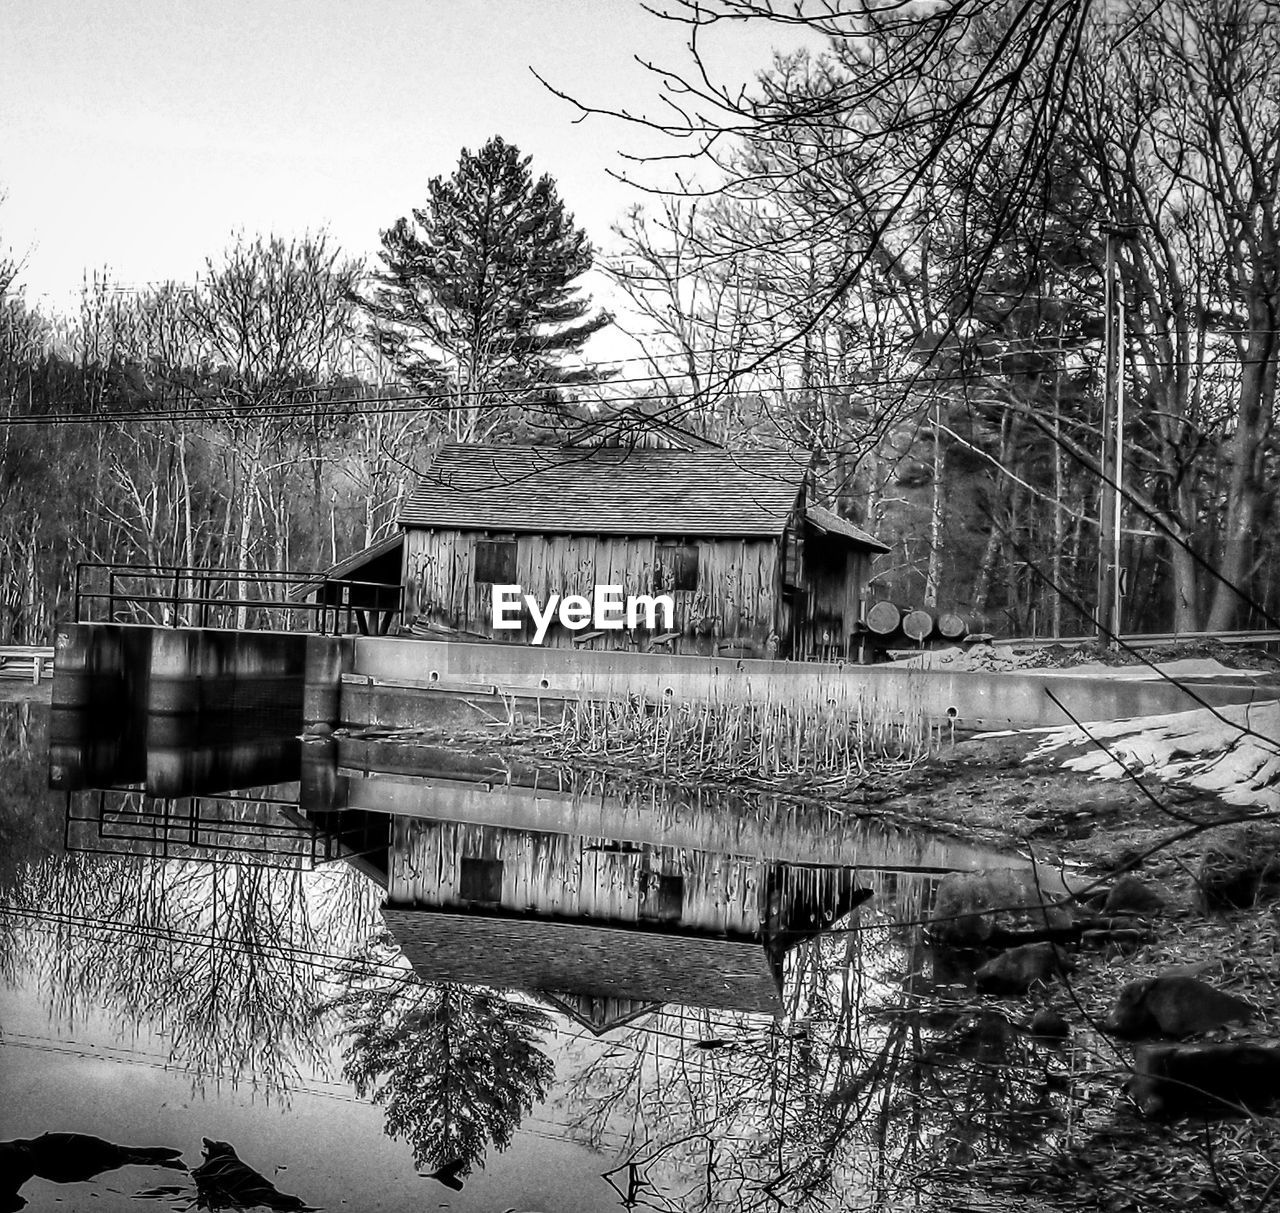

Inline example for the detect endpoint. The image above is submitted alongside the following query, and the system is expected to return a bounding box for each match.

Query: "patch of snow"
[1031,657,1261,681]
[887,650,1268,681]
[1028,699,1280,809]
[887,645,1016,671]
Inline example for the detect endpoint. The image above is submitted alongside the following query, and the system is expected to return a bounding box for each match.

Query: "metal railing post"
[68,559,377,635]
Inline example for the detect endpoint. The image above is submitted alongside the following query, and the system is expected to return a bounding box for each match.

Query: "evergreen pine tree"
[330,955,554,1177]
[364,135,612,441]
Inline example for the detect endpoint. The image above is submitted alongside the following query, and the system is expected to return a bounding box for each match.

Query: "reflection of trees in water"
[0,702,60,986]
[325,934,554,1178]
[559,901,1071,1212]
[3,851,381,1098]
[0,704,60,897]
[912,1010,1060,1169]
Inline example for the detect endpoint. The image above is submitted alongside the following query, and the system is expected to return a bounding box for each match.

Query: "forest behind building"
[1,0,1276,646]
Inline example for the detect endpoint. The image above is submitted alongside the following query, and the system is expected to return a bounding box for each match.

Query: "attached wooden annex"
[390,443,888,659]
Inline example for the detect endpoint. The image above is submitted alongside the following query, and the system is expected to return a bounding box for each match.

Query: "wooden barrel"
[903,609,935,643]
[937,612,968,641]
[864,601,903,636]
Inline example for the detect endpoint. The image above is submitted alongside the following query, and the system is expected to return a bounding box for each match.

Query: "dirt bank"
[889,729,1257,873]
[896,729,1280,1212]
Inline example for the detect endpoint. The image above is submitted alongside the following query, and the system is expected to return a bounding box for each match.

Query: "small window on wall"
[474,539,517,584]
[459,857,504,903]
[639,873,684,923]
[655,542,699,593]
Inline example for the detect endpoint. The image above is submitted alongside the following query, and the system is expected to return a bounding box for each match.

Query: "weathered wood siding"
[387,818,762,935]
[402,528,783,653]
[793,547,869,659]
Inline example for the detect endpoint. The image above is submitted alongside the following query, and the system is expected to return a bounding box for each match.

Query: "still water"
[0,692,1073,1212]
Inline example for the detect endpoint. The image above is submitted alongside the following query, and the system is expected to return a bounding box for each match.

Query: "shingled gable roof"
[381,905,783,1016]
[396,442,811,537]
[806,504,891,553]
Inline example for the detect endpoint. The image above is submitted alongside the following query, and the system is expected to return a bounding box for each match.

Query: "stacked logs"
[862,603,980,652]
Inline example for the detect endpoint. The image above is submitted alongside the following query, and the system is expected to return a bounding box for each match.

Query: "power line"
[0,349,1270,427]
[5,902,1088,1093]
[2,903,774,1060]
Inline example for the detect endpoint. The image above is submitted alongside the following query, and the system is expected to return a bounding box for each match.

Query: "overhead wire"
[2,901,783,1063]
[2,899,1098,1094]
[0,343,1268,427]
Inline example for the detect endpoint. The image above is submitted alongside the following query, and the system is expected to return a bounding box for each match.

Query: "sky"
[0,0,815,325]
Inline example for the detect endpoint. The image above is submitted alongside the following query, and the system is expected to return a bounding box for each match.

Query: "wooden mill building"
[315,442,887,659]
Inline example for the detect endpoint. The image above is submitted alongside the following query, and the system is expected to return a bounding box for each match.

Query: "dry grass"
[540,691,944,782]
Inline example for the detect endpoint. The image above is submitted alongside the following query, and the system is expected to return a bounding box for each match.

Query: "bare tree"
[555,0,1280,631]
[1065,0,1280,630]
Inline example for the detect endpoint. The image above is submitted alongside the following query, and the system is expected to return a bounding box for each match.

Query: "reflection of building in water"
[379,816,869,1025]
[384,907,779,1026]
[297,742,1003,1031]
[391,818,760,933]
[47,704,1015,1031]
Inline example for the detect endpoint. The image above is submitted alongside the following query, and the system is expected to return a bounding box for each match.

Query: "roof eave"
[286,532,405,601]
[807,528,891,554]
[396,521,790,539]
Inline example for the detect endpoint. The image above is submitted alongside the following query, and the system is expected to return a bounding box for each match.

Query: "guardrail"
[0,645,55,682]
[73,562,403,635]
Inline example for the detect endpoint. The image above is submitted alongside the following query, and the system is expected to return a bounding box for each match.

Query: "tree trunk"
[924,401,944,608]
[1169,533,1201,633]
[1207,333,1274,631]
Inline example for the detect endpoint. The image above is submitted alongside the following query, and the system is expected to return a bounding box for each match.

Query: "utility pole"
[1096,223,1134,646]
[1112,253,1126,647]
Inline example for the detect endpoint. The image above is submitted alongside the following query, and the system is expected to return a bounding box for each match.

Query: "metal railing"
[73,561,403,635]
[63,788,388,869]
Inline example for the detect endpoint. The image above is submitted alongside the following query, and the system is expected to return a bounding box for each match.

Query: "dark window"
[459,857,504,902]
[474,539,517,584]
[783,528,805,588]
[655,543,699,593]
[639,873,684,922]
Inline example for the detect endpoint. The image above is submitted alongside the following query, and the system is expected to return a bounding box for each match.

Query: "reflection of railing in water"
[63,787,386,870]
[0,644,55,682]
[73,561,403,634]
